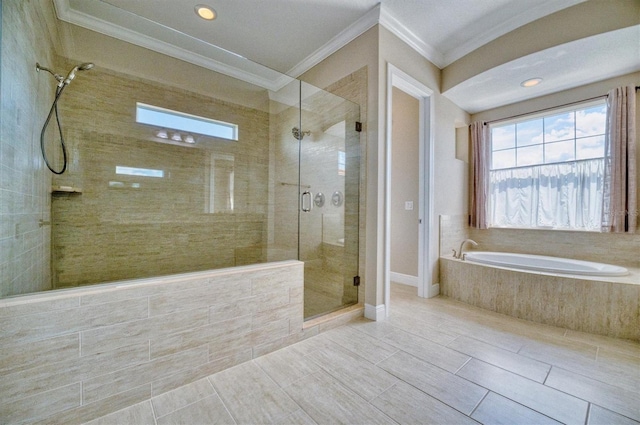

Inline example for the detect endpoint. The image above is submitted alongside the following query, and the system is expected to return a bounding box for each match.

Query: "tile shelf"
[51,186,82,194]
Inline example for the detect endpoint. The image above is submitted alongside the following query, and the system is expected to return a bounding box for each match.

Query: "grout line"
[454,356,472,375]
[584,403,592,425]
[469,390,489,417]
[148,398,158,425]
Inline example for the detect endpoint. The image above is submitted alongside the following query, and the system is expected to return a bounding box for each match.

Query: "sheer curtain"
[490,159,604,230]
[470,122,489,229]
[602,85,637,233]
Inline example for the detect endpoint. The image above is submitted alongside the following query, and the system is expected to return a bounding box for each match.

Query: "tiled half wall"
[0,261,313,423]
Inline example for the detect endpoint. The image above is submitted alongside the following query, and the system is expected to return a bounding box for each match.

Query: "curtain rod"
[483,86,640,126]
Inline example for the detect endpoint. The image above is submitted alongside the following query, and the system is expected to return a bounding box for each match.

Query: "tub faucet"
[456,239,478,259]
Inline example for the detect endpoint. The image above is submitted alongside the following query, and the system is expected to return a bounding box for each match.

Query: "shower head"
[63,62,94,86]
[36,63,64,84]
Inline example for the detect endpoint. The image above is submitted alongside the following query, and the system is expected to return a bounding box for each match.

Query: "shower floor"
[303,287,344,319]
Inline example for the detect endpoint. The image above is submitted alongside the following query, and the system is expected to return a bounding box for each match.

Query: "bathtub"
[439,256,639,340]
[464,251,629,277]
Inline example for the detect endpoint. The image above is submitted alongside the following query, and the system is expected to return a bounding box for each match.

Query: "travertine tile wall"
[0,261,307,424]
[440,257,639,340]
[51,64,272,287]
[440,214,639,269]
[0,0,59,297]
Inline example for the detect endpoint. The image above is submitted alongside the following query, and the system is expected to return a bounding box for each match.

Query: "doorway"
[384,64,436,317]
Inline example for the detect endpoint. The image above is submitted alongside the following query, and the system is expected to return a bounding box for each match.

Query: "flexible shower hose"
[40,85,68,174]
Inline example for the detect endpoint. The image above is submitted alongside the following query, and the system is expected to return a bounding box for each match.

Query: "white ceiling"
[54,0,640,113]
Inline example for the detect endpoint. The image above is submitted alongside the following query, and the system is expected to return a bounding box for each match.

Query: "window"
[136,103,238,141]
[488,101,607,231]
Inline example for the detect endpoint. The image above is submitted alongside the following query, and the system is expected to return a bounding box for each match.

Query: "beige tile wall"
[50,64,272,288]
[440,257,639,340]
[0,261,308,424]
[0,0,59,296]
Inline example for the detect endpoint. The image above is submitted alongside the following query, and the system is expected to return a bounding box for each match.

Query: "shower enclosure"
[3,51,360,319]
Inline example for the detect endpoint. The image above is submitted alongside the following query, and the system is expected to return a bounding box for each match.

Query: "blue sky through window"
[136,103,238,141]
[490,102,606,170]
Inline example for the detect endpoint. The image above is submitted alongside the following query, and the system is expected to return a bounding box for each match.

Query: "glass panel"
[492,149,516,170]
[516,118,542,147]
[299,81,360,320]
[545,140,575,163]
[576,135,605,160]
[491,124,515,150]
[517,144,543,166]
[544,111,575,142]
[576,104,607,137]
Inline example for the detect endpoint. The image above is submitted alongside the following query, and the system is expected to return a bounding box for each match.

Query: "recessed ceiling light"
[521,77,543,88]
[195,4,216,20]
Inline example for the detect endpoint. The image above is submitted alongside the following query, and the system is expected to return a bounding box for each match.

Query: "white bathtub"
[464,251,629,277]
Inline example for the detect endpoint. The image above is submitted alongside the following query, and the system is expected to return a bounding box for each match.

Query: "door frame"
[384,63,436,316]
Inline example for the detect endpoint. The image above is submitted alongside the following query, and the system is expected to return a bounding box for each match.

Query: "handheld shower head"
[63,62,95,86]
[35,63,64,84]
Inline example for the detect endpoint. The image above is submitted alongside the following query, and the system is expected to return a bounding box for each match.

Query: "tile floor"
[84,284,640,424]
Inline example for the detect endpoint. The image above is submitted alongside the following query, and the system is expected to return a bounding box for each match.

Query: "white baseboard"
[390,272,418,287]
[364,303,386,321]
[427,283,440,298]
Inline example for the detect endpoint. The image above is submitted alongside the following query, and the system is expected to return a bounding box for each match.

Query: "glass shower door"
[299,82,360,319]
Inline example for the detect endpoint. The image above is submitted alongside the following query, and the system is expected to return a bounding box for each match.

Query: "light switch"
[404,201,414,211]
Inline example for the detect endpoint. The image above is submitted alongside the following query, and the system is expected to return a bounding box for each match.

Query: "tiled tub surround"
[0,261,316,424]
[440,257,640,340]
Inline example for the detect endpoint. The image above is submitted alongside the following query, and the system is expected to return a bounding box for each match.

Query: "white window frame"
[487,99,607,231]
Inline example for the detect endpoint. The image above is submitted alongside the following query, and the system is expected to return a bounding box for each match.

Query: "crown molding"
[53,0,284,91]
[378,5,445,69]
[285,4,381,78]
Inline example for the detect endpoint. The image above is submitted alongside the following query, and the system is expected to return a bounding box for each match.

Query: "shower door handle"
[301,191,312,212]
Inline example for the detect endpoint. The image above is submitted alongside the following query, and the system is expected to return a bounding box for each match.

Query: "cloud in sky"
[490,103,606,169]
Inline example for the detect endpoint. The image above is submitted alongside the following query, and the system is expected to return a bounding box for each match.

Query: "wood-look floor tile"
[471,392,561,425]
[545,367,640,421]
[387,311,459,346]
[155,395,235,425]
[457,358,587,425]
[254,345,319,388]
[378,351,487,415]
[284,371,395,425]
[323,326,398,364]
[382,329,471,373]
[587,404,640,425]
[151,378,215,419]
[308,342,398,401]
[371,381,477,425]
[448,335,551,382]
[209,361,298,424]
[275,409,318,425]
[347,318,397,339]
[83,401,155,425]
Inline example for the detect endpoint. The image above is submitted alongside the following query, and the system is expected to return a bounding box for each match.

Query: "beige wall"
[0,0,61,296]
[390,87,419,277]
[302,24,472,308]
[378,26,470,297]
